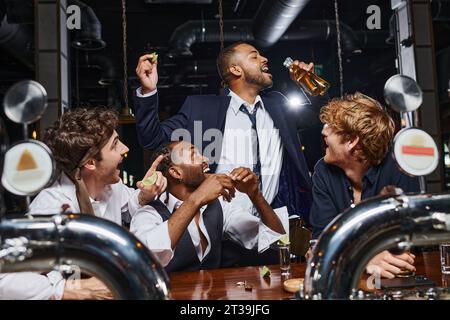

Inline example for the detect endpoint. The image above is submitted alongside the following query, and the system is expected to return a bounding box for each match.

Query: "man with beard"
[133,42,327,266]
[130,141,287,272]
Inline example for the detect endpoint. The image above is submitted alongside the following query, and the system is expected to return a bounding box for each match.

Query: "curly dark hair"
[43,107,119,174]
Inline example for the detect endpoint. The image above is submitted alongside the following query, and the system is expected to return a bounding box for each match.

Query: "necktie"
[240,102,262,216]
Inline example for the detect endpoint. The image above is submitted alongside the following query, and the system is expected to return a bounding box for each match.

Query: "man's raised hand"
[136,53,159,94]
[137,155,167,204]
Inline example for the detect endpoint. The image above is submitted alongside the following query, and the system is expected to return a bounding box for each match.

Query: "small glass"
[442,274,450,288]
[278,243,291,277]
[440,242,450,275]
[397,267,415,278]
[396,250,415,278]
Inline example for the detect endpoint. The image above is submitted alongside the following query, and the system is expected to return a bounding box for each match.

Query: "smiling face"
[319,93,396,167]
[94,130,129,185]
[169,141,210,189]
[321,124,353,167]
[231,43,273,90]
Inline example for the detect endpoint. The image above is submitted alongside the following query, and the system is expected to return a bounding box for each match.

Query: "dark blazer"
[134,90,326,267]
[134,91,326,194]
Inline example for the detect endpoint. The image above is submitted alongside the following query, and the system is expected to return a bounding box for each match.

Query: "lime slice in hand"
[279,234,290,245]
[260,265,271,278]
[148,52,158,63]
[142,172,158,187]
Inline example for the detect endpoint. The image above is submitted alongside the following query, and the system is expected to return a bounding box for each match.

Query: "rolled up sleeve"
[0,272,65,300]
[124,188,143,217]
[129,206,174,267]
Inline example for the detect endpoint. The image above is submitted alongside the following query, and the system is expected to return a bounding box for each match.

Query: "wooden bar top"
[169,251,449,300]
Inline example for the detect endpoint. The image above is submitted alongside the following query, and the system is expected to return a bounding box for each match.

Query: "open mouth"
[202,163,210,173]
[322,136,328,152]
[117,158,124,170]
[261,64,271,74]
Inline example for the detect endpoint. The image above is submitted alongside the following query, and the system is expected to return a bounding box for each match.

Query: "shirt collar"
[363,160,383,186]
[59,172,112,204]
[228,89,263,115]
[339,163,377,189]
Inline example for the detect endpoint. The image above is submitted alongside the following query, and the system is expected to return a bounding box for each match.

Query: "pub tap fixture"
[0,213,171,300]
[304,193,450,299]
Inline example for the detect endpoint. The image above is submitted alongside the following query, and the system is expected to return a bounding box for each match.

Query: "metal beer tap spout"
[303,193,450,300]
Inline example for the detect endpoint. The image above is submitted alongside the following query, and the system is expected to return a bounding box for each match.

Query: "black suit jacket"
[133,90,326,193]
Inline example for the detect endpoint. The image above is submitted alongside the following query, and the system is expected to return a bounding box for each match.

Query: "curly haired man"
[309,93,420,279]
[0,107,166,299]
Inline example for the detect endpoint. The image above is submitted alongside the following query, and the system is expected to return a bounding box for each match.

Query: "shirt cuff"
[153,248,175,268]
[136,87,157,98]
[46,271,66,300]
[135,220,174,267]
[257,206,289,253]
[128,189,159,217]
[127,189,143,217]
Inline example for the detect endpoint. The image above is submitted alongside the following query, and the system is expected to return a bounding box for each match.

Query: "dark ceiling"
[80,0,396,111]
[1,0,449,123]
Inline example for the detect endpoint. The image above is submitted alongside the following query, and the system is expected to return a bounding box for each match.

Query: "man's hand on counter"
[365,250,416,279]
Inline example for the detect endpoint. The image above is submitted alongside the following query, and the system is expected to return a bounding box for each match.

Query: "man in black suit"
[133,42,327,266]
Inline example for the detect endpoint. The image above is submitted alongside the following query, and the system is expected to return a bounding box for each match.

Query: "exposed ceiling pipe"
[281,20,362,54]
[81,52,118,86]
[168,19,253,57]
[355,30,392,49]
[70,0,106,50]
[172,60,217,85]
[252,0,311,48]
[168,19,365,57]
[0,16,34,69]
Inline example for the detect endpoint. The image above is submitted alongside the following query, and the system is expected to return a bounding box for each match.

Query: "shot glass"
[278,243,291,277]
[440,242,450,275]
[396,250,415,278]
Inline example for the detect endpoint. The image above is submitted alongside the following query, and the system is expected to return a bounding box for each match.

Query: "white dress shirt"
[0,173,144,300]
[136,88,284,217]
[130,192,289,268]
[215,90,284,214]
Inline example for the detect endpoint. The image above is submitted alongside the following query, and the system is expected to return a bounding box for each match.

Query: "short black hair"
[216,41,247,86]
[150,141,181,204]
[150,141,180,178]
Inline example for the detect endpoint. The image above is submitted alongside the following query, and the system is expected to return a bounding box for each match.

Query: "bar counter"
[169,251,448,300]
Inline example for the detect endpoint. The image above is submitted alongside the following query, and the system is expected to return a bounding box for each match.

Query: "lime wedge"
[142,172,158,187]
[149,52,158,63]
[279,234,290,245]
[260,266,271,278]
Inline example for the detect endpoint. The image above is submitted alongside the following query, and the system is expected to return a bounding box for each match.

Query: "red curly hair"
[319,92,395,166]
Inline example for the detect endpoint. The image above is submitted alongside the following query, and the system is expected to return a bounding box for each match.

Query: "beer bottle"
[283,57,330,96]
